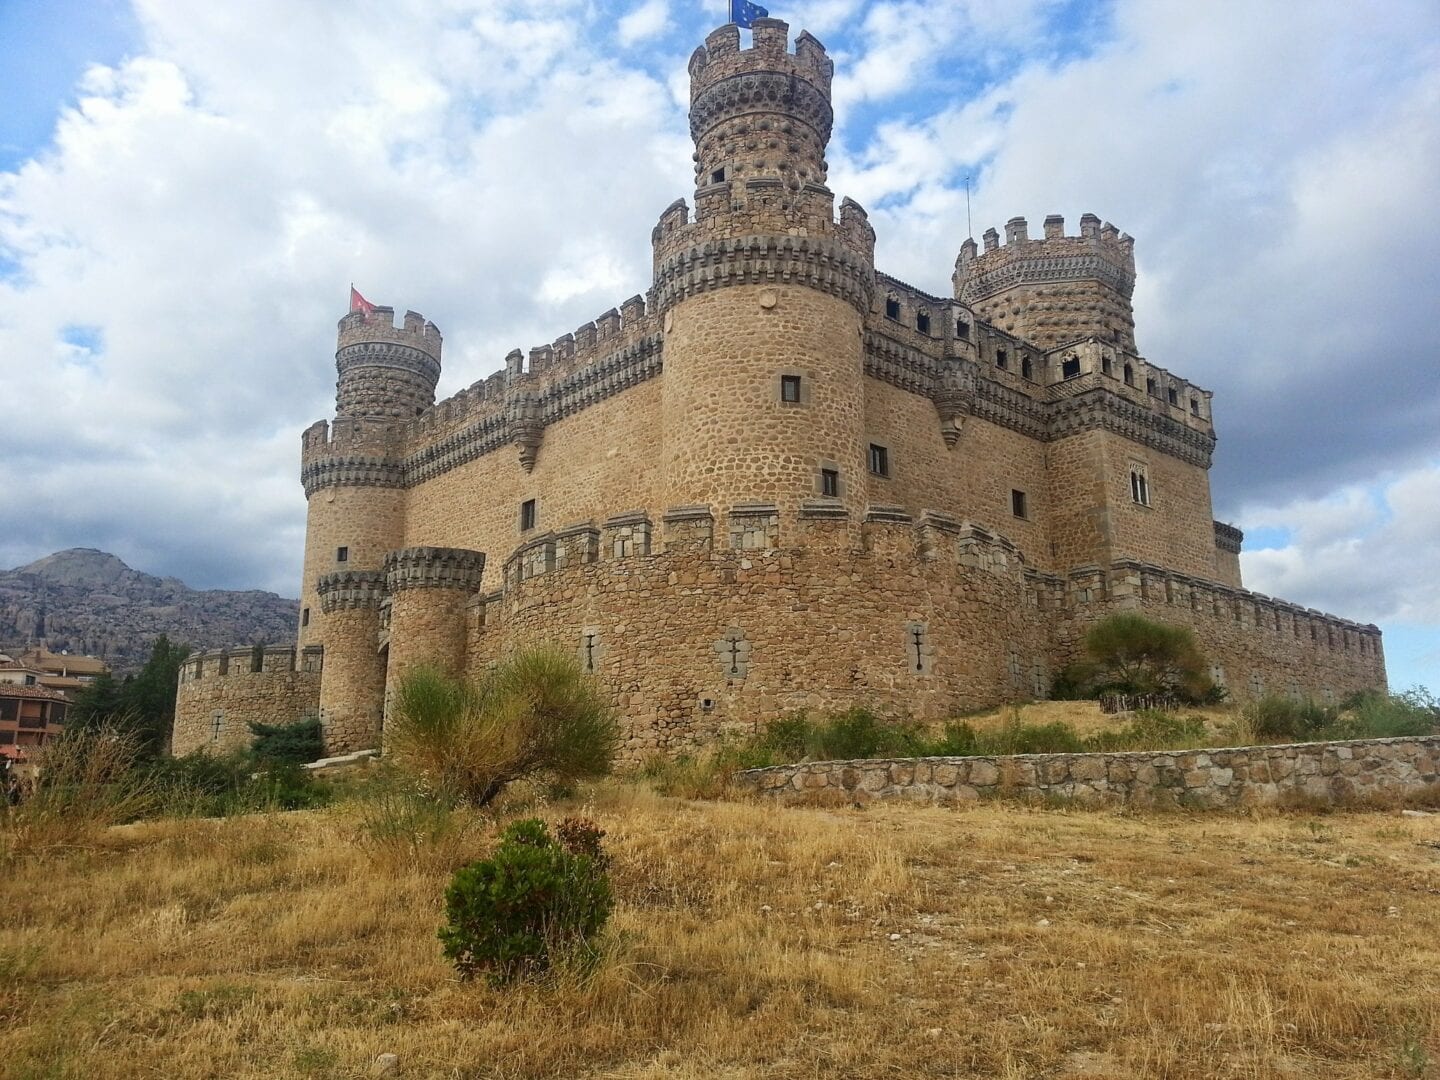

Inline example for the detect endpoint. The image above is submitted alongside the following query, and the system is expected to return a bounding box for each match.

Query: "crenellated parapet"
[955,213,1138,351]
[1214,521,1244,555]
[335,306,442,420]
[383,546,486,592]
[316,569,386,613]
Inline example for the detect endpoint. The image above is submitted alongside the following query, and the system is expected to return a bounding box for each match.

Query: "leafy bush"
[1075,614,1215,702]
[439,817,612,984]
[1246,697,1335,741]
[1329,687,1438,740]
[389,649,620,808]
[142,751,330,817]
[247,717,325,766]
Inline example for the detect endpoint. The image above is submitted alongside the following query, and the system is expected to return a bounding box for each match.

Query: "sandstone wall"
[174,646,321,757]
[739,736,1440,808]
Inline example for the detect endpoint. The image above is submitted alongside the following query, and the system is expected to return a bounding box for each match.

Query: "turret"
[335,306,442,420]
[953,212,1137,351]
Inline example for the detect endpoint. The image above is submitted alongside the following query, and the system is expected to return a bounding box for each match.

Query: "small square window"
[711,168,725,184]
[780,374,802,403]
[955,319,970,340]
[335,546,348,563]
[301,607,310,627]
[1062,356,1080,379]
[821,468,839,498]
[884,297,900,321]
[520,499,537,531]
[1011,489,1028,518]
[996,348,1008,370]
[869,444,890,477]
[916,311,931,335]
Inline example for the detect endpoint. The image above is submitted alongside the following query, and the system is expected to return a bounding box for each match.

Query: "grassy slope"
[3,786,1439,1079]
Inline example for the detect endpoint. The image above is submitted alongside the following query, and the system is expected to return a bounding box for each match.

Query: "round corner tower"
[297,304,442,752]
[952,213,1137,351]
[653,18,877,522]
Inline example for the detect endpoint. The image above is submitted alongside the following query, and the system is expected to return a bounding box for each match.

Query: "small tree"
[1081,613,1214,701]
[388,648,620,808]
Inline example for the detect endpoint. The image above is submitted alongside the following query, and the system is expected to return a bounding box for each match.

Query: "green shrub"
[1083,710,1208,752]
[1077,613,1215,702]
[389,649,620,808]
[247,717,325,766]
[438,817,612,984]
[143,751,330,817]
[1246,696,1335,741]
[1329,687,1438,740]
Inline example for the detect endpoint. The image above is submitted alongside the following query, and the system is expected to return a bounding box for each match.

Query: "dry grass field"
[3,783,1439,1079]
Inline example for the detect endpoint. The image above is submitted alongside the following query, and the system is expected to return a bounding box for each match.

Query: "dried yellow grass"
[2,785,1438,1078]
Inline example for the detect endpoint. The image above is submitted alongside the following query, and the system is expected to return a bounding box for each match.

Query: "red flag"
[349,286,376,315]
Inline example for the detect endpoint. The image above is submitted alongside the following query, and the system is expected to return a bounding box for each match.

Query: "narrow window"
[1167,386,1178,406]
[780,374,802,403]
[582,631,598,673]
[1130,468,1150,506]
[996,348,1008,370]
[520,499,537,531]
[1102,355,1112,375]
[955,319,970,340]
[868,444,890,477]
[916,311,931,335]
[1011,489,1028,519]
[1190,398,1200,416]
[301,607,310,627]
[1022,356,1033,380]
[211,711,224,742]
[1146,377,1157,396]
[711,168,725,184]
[821,468,839,497]
[884,296,900,321]
[335,546,348,563]
[1123,363,1134,386]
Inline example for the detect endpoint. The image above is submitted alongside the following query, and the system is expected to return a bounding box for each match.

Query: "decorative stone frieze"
[652,234,875,315]
[383,547,486,592]
[316,570,385,613]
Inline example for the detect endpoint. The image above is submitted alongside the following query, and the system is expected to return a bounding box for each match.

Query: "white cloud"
[1239,462,1440,625]
[618,0,671,46]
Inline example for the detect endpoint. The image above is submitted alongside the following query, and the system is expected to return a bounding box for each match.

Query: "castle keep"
[174,20,1385,758]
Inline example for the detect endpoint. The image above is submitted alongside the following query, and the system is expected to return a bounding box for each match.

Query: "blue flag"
[730,0,768,28]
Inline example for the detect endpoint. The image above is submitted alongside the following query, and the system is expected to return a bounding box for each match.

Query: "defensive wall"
[173,645,322,756]
[737,736,1440,809]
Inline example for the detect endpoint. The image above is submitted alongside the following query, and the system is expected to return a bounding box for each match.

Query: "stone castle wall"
[739,736,1440,809]
[174,646,321,756]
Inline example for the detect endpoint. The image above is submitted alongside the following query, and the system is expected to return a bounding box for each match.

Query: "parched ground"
[3,786,1439,1079]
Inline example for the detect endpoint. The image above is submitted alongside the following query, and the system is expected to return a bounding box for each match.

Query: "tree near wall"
[68,635,191,759]
[1080,614,1214,701]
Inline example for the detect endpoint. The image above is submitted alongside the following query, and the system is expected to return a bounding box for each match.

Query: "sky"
[0,0,1437,691]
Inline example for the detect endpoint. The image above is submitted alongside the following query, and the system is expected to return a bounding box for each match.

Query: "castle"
[173,19,1385,758]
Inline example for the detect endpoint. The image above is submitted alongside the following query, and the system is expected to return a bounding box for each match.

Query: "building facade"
[173,19,1385,759]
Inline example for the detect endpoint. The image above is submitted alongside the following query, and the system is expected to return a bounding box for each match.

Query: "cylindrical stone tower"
[382,546,487,695]
[652,20,876,524]
[298,303,442,752]
[953,213,1137,351]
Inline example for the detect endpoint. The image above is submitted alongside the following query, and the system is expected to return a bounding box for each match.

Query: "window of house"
[868,443,890,477]
[1022,356,1033,380]
[780,374,802,403]
[301,607,310,627]
[1167,386,1179,406]
[335,546,348,563]
[1130,465,1150,506]
[955,319,970,339]
[0,700,15,722]
[520,499,537,531]
[1011,489,1028,519]
[1123,363,1134,386]
[1062,356,1080,379]
[996,348,1008,370]
[821,468,839,498]
[916,311,931,335]
[884,296,900,321]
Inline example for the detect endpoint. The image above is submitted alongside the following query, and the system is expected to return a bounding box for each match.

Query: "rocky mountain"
[0,548,298,673]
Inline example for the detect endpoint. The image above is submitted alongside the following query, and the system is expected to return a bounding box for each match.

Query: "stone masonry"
[173,18,1386,758]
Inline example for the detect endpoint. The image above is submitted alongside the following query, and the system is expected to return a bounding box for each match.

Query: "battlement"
[687,20,833,94]
[336,306,442,358]
[956,213,1135,292]
[178,643,324,684]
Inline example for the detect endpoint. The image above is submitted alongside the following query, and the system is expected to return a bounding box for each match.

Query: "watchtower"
[651,20,877,524]
[335,306,442,419]
[953,213,1137,351]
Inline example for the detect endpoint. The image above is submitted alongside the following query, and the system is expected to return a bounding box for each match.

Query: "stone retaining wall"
[737,736,1440,808]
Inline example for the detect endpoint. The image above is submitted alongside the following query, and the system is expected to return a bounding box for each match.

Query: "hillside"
[0,548,298,672]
